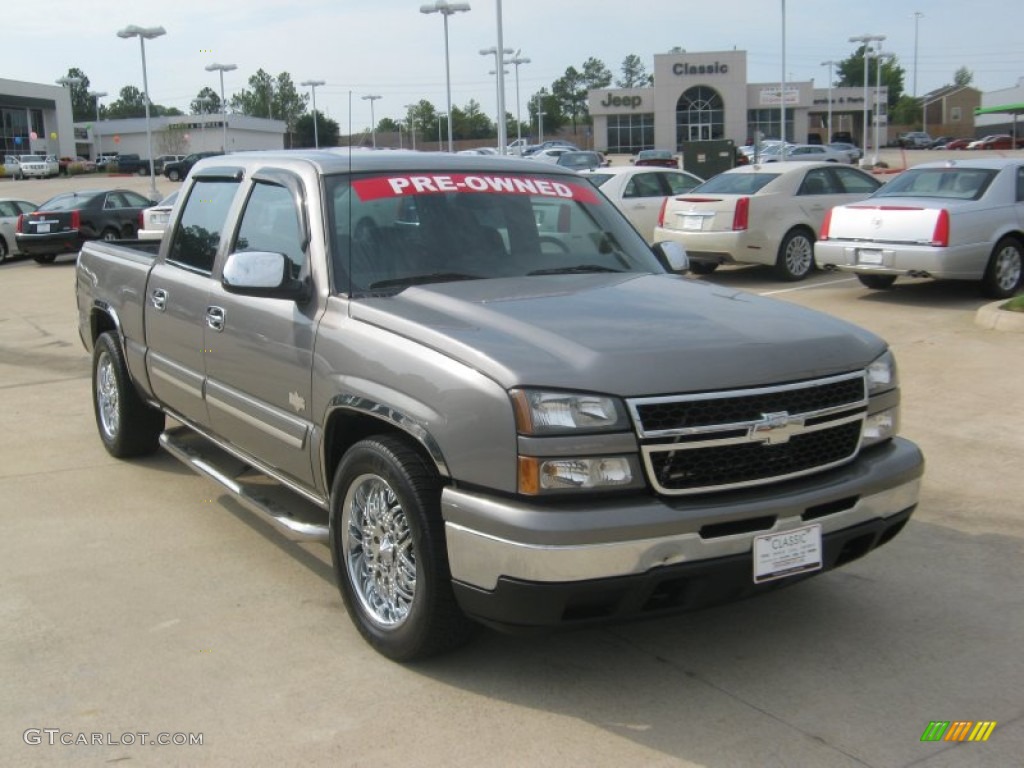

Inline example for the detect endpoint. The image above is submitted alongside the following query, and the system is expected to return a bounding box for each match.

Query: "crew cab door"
[145,173,243,427]
[204,171,318,488]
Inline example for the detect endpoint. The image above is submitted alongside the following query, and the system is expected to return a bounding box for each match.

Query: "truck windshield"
[326,171,664,297]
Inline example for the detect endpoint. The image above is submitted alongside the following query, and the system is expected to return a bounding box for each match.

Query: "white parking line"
[759,276,857,296]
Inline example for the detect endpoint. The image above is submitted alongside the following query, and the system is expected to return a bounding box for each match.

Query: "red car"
[967,134,1024,150]
[942,138,972,150]
[633,149,679,168]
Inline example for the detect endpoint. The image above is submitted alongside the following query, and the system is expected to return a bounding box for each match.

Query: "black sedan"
[15,188,156,263]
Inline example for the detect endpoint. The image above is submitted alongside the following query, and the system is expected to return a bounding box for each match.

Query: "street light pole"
[538,110,545,144]
[820,61,835,141]
[205,62,237,153]
[912,11,924,98]
[301,80,325,148]
[780,0,787,158]
[87,90,107,161]
[420,1,470,153]
[480,46,513,152]
[508,50,530,147]
[118,25,166,199]
[874,51,894,164]
[849,33,885,165]
[362,94,381,148]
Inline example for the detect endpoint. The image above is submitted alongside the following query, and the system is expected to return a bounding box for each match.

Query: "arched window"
[675,86,725,147]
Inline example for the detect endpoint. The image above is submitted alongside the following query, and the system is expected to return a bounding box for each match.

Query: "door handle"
[206,306,226,332]
[151,288,167,312]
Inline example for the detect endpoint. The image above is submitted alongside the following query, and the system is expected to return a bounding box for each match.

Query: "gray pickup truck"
[76,150,924,661]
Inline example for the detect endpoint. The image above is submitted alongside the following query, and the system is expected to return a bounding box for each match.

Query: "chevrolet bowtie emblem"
[750,411,805,445]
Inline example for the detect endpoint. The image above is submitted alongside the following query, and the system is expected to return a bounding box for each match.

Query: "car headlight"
[517,455,638,495]
[510,389,629,435]
[866,349,898,394]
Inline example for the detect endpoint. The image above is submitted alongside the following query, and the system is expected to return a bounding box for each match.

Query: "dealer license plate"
[753,524,822,584]
[857,249,884,265]
[682,215,703,231]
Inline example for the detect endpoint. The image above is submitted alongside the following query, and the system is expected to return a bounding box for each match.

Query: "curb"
[974,300,1024,332]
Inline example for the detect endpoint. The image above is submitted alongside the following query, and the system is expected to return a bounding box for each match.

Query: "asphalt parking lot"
[1,166,1023,767]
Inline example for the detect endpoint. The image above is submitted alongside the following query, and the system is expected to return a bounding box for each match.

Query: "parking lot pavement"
[2,250,1023,766]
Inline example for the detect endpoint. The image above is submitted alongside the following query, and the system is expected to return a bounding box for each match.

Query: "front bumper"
[443,437,922,628]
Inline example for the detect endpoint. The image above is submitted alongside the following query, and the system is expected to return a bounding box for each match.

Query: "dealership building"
[589,49,888,153]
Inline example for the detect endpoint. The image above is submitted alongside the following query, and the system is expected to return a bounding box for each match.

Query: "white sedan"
[653,162,883,280]
[138,191,179,240]
[529,147,577,164]
[815,158,1024,298]
[0,198,39,263]
[759,143,853,163]
[580,166,704,243]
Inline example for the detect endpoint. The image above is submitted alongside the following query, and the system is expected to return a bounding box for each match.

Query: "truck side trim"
[149,355,204,399]
[206,382,309,451]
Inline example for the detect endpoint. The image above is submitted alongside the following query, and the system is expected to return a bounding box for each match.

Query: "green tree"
[837,45,906,108]
[105,86,147,119]
[274,73,308,148]
[527,88,566,137]
[582,57,613,90]
[954,66,974,87]
[889,95,921,126]
[616,55,652,88]
[295,112,339,148]
[230,69,277,118]
[407,100,439,141]
[552,67,587,131]
[60,67,94,122]
[191,87,222,114]
[451,99,494,140]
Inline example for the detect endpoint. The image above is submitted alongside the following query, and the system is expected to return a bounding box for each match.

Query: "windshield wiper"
[527,264,623,276]
[368,272,481,290]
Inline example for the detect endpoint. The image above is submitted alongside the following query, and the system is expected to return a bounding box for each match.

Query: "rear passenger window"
[167,179,240,274]
[233,182,306,276]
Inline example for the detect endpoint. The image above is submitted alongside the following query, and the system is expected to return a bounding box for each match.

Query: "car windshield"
[638,151,672,160]
[558,153,600,169]
[21,155,44,162]
[691,173,780,195]
[584,173,615,188]
[873,168,997,201]
[326,171,664,296]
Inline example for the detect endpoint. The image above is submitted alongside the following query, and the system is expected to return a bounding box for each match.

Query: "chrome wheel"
[993,243,1022,293]
[342,473,416,628]
[783,234,813,278]
[95,349,120,440]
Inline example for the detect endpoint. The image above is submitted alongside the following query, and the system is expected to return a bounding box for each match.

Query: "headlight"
[861,408,899,447]
[511,389,629,435]
[866,350,898,394]
[518,455,638,495]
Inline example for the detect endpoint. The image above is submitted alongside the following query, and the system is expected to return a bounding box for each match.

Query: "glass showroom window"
[675,87,724,147]
[606,113,654,154]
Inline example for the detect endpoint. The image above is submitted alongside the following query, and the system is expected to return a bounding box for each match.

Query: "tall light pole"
[874,51,895,164]
[820,61,835,141]
[301,79,325,148]
[420,1,470,154]
[195,95,213,150]
[404,104,417,150]
[205,62,236,153]
[780,0,787,158]
[480,46,513,151]
[87,90,107,161]
[508,50,530,147]
[912,11,924,98]
[538,110,545,144]
[438,114,446,151]
[118,25,165,199]
[849,34,885,165]
[362,94,381,148]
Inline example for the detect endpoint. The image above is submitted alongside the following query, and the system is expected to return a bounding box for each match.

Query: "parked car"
[15,188,156,263]
[108,154,144,174]
[827,142,863,162]
[759,144,852,163]
[96,154,120,170]
[147,154,186,175]
[138,191,179,240]
[926,136,953,149]
[17,154,60,179]
[653,161,883,280]
[555,150,605,172]
[633,149,679,168]
[0,198,39,263]
[529,147,577,164]
[830,131,856,146]
[3,155,24,179]
[967,134,1023,151]
[522,139,578,157]
[580,165,704,242]
[815,158,1024,298]
[897,131,932,148]
[163,151,223,181]
[942,138,973,150]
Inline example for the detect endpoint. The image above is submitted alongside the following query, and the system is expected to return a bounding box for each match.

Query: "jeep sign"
[600,94,644,109]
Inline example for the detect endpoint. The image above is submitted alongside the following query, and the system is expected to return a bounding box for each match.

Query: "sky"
[7,0,1023,133]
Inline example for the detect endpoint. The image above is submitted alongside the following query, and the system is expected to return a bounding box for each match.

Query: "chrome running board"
[160,426,330,543]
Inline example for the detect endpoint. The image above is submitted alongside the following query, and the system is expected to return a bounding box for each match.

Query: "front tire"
[32,254,57,264]
[101,228,119,242]
[775,228,815,281]
[981,237,1023,299]
[168,169,181,182]
[689,261,719,275]
[92,332,164,458]
[0,237,9,264]
[329,436,474,661]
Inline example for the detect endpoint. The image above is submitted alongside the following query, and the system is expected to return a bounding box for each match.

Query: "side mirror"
[222,250,310,301]
[652,241,689,274]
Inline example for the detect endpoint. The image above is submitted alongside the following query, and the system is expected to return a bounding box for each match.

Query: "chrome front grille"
[628,372,867,495]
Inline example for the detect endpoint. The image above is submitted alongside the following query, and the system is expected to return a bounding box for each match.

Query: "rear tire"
[857,274,897,290]
[168,169,181,182]
[981,237,1023,299]
[92,332,164,458]
[0,237,9,264]
[775,228,815,281]
[32,254,57,264]
[689,261,719,275]
[329,436,475,661]
[101,228,119,242]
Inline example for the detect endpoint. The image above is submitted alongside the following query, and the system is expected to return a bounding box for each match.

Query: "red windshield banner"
[353,174,599,204]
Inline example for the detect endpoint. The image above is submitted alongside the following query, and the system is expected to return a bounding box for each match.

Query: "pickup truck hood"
[351,274,885,395]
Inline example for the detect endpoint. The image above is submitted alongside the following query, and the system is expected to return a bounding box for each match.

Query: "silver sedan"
[580,166,703,243]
